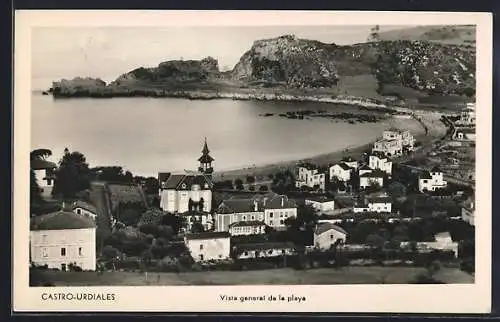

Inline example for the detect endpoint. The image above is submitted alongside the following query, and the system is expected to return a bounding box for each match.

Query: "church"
[158,138,214,214]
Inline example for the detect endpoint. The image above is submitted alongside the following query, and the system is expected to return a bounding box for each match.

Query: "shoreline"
[213,114,442,181]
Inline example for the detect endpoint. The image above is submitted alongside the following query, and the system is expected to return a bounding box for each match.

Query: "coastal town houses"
[305,196,336,213]
[31,158,57,200]
[184,231,231,262]
[358,164,373,177]
[359,170,385,190]
[418,166,447,192]
[71,200,98,221]
[30,210,97,271]
[229,221,266,236]
[340,156,359,170]
[329,162,352,182]
[313,222,347,251]
[461,195,475,226]
[368,153,393,176]
[234,242,295,260]
[295,163,326,191]
[158,139,215,213]
[353,194,392,213]
[215,193,297,232]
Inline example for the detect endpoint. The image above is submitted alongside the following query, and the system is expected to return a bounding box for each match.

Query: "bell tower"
[198,137,214,175]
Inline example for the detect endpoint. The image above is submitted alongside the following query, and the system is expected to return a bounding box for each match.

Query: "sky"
[31,25,411,90]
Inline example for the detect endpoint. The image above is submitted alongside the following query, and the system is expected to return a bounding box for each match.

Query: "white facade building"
[369,154,393,175]
[418,166,448,192]
[461,196,475,226]
[296,164,326,190]
[216,193,297,232]
[329,162,352,182]
[458,103,476,125]
[313,223,347,250]
[372,139,403,158]
[353,195,392,213]
[71,200,97,220]
[30,211,97,271]
[158,173,213,213]
[184,231,231,262]
[382,129,415,150]
[235,242,295,259]
[359,171,385,189]
[31,159,57,200]
[305,196,335,213]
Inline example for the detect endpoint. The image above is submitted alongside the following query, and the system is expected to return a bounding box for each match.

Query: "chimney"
[254,200,258,212]
[263,197,268,206]
[281,197,284,207]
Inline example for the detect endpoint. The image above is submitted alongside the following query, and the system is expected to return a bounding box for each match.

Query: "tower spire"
[198,137,214,175]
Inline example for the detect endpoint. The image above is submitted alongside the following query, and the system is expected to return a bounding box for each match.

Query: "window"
[199,254,204,261]
[61,264,66,271]
[251,215,255,220]
[268,250,273,255]
[78,247,83,256]
[282,249,286,254]
[243,215,247,221]
[330,234,334,239]
[244,251,248,256]
[423,180,428,183]
[200,244,204,250]
[76,209,81,215]
[269,212,273,218]
[269,220,273,226]
[219,254,222,258]
[42,247,48,257]
[280,220,284,225]
[60,248,66,256]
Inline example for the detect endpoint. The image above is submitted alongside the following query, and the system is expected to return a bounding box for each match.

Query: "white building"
[353,195,392,213]
[313,223,347,251]
[31,159,57,200]
[382,129,415,151]
[179,212,214,232]
[359,170,385,189]
[418,166,448,192]
[184,231,231,262]
[358,164,373,177]
[296,164,326,191]
[30,211,97,271]
[305,196,335,213]
[229,221,266,236]
[216,193,297,232]
[158,172,213,213]
[369,154,393,175]
[340,156,359,170]
[235,242,295,259]
[71,200,97,220]
[329,162,352,182]
[372,139,403,158]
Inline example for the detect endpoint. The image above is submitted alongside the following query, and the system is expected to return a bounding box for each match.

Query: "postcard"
[13,10,492,313]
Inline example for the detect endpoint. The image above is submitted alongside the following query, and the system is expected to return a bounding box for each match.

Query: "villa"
[30,210,97,271]
[295,163,326,191]
[359,170,385,189]
[418,166,448,192]
[313,222,347,251]
[184,231,231,262]
[329,162,352,182]
[305,196,336,213]
[372,138,403,158]
[382,129,415,151]
[353,195,392,213]
[368,153,393,176]
[215,193,297,232]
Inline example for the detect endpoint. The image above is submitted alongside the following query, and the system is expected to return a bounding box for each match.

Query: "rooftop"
[229,221,266,228]
[366,196,392,204]
[336,162,351,171]
[314,222,347,235]
[306,196,336,203]
[158,172,172,183]
[162,173,213,190]
[419,171,432,179]
[218,194,296,214]
[185,231,230,240]
[359,170,385,178]
[30,211,96,231]
[430,166,443,173]
[71,200,97,214]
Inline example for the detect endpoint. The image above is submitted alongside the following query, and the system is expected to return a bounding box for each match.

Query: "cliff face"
[230,35,340,88]
[49,34,476,99]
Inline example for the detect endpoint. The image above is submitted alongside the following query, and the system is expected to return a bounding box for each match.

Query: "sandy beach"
[213,113,446,181]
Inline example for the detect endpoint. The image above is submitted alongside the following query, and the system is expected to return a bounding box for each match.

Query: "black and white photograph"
[13,10,492,313]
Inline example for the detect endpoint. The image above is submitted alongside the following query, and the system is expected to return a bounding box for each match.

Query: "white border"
[13,10,492,313]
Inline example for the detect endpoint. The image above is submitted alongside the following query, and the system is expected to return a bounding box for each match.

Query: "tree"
[295,204,318,229]
[52,148,91,199]
[246,175,255,184]
[365,233,386,249]
[234,178,244,191]
[191,221,205,234]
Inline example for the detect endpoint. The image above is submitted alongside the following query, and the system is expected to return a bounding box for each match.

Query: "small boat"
[42,91,49,95]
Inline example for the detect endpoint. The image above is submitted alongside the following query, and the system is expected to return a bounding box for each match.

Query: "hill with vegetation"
[49,27,476,106]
